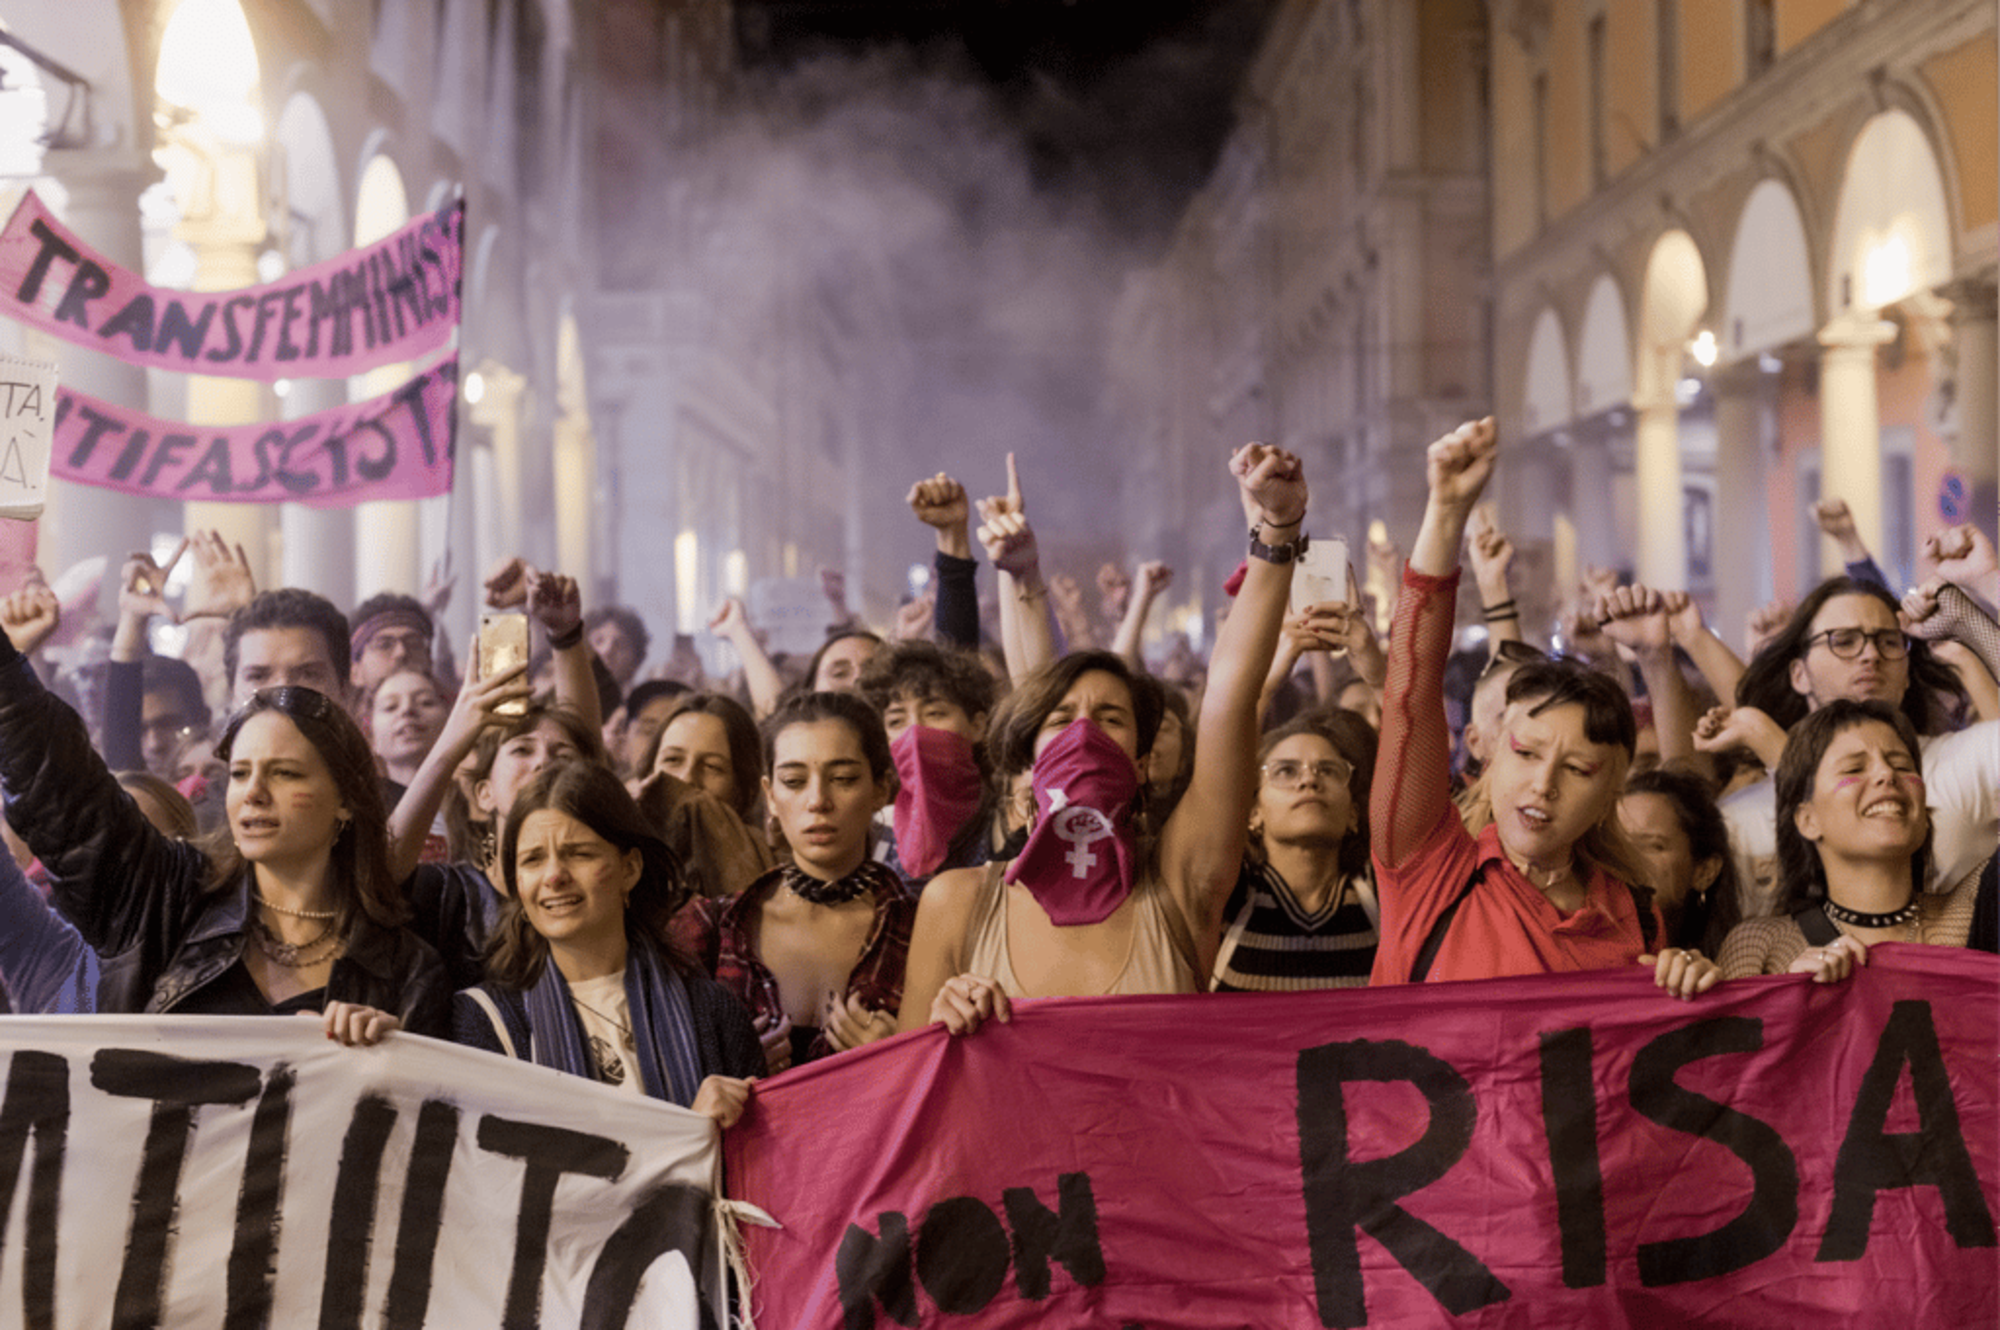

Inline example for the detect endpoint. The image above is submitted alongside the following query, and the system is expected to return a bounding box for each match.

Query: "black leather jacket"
[0,642,448,1034]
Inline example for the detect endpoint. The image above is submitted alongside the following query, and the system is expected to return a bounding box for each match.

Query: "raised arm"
[908,473,981,649]
[1465,504,1522,649]
[1924,523,1999,607]
[1661,589,1745,706]
[0,611,199,960]
[104,546,184,772]
[1373,418,1495,870]
[1813,498,1889,588]
[975,452,1056,681]
[1111,561,1171,667]
[1158,444,1305,957]
[708,597,786,720]
[387,640,532,882]
[528,569,599,734]
[1595,584,1698,764]
[1903,578,2000,722]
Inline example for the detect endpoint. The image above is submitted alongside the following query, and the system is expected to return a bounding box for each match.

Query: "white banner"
[0,1016,727,1329]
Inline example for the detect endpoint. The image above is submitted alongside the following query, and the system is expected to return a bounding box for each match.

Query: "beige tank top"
[963,861,1198,998]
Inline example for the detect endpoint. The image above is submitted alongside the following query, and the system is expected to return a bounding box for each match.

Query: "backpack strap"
[1791,902,1841,947]
[1409,867,1483,983]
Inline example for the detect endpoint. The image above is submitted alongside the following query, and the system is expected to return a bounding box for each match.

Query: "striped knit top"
[1210,857,1379,992]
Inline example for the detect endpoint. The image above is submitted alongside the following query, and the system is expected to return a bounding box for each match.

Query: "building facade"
[1109,0,1492,647]
[1491,0,1996,639]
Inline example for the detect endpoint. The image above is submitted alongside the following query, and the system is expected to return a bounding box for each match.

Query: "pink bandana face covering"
[889,724,985,879]
[1005,717,1140,925]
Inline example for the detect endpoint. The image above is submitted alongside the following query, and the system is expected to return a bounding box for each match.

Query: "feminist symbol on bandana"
[1051,804,1115,879]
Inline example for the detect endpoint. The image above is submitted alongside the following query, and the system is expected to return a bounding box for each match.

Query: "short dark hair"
[584,605,651,662]
[857,639,996,725]
[1506,658,1637,755]
[140,654,211,733]
[1736,577,1965,735]
[224,589,351,691]
[486,763,690,989]
[1773,698,1930,913]
[761,690,896,790]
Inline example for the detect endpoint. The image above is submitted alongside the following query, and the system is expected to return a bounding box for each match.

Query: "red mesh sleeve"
[1372,565,1463,869]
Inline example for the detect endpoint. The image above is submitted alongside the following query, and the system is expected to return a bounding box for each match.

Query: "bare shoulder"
[915,865,992,926]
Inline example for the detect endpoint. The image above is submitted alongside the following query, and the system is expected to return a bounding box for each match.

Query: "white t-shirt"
[568,971,643,1096]
[1722,719,1999,914]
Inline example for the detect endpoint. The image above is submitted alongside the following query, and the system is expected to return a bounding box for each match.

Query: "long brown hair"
[483,763,692,989]
[445,701,605,863]
[204,687,406,929]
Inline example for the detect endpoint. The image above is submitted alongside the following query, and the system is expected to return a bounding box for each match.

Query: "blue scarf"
[524,934,704,1107]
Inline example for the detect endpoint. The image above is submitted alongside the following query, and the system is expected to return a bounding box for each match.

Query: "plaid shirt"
[673,861,914,1065]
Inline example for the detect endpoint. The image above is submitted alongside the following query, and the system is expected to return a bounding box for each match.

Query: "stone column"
[467,364,526,590]
[173,138,273,582]
[1709,360,1771,645]
[1940,280,1996,493]
[1569,426,1616,577]
[352,356,423,598]
[1632,388,1687,590]
[279,377,356,608]
[1816,313,1897,578]
[35,151,163,593]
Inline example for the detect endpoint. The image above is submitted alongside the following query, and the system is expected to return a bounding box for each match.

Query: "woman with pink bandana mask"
[898,444,1306,1035]
[858,640,999,893]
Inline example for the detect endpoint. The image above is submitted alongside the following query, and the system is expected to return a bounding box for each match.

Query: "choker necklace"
[1820,896,1920,930]
[255,893,338,921]
[781,862,873,906]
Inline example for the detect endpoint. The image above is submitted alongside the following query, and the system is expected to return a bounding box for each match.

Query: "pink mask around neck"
[889,723,985,879]
[1004,717,1140,926]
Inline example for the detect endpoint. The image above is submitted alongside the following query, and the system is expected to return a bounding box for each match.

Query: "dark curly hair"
[857,639,997,733]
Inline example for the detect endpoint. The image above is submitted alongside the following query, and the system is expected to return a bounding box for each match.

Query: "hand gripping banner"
[0,190,463,381]
[49,353,456,506]
[725,946,1999,1328]
[0,1017,729,1328]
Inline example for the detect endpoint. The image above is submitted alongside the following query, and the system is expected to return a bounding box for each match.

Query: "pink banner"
[0,190,462,381]
[49,355,456,507]
[726,946,2000,1328]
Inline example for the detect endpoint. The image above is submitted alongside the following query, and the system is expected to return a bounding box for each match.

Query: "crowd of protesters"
[0,422,1992,1136]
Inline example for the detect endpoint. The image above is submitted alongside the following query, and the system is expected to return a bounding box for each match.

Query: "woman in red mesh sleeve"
[1366,418,1718,996]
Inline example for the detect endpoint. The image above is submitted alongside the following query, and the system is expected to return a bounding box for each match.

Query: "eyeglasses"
[1261,757,1352,789]
[1803,627,1910,661]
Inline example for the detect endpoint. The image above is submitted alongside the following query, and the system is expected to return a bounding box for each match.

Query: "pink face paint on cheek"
[1831,776,1863,791]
